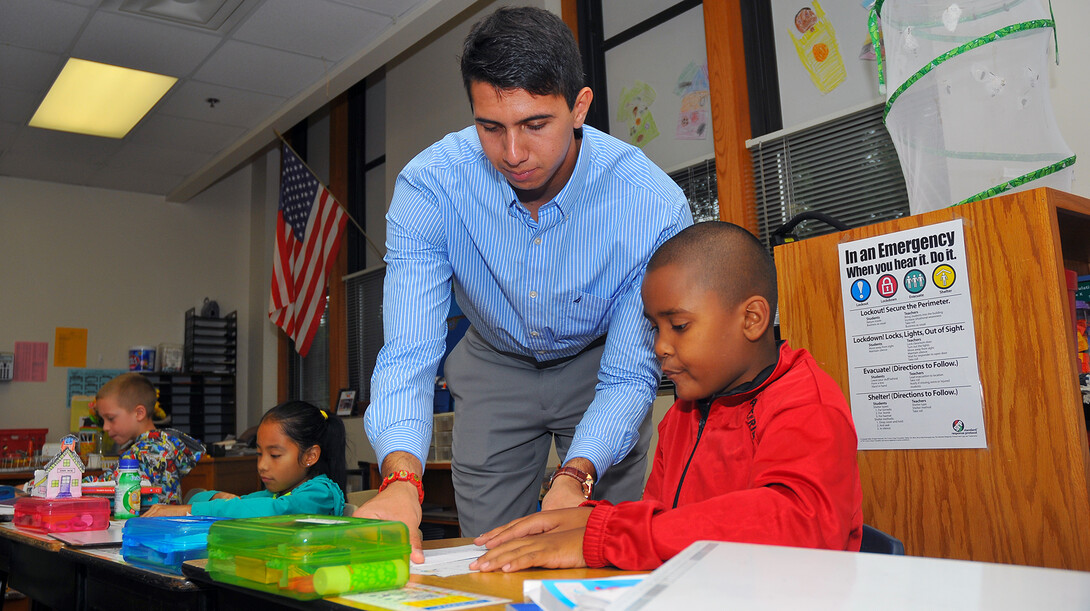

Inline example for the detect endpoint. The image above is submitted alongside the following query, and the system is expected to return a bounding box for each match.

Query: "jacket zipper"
[672,405,709,509]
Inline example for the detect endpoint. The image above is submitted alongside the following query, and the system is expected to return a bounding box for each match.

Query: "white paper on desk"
[410,543,487,577]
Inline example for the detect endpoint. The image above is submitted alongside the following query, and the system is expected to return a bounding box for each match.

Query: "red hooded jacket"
[582,342,863,570]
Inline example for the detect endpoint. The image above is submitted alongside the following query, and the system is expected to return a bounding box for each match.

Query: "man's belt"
[491,335,607,370]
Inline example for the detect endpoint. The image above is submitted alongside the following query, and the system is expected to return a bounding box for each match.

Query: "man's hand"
[474,507,593,549]
[142,504,191,517]
[471,527,588,572]
[354,451,426,563]
[541,457,597,511]
[354,484,424,563]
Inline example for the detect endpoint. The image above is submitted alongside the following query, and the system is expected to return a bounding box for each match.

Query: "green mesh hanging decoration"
[871,0,1075,214]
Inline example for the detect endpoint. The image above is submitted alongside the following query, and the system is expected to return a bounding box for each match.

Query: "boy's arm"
[583,398,861,570]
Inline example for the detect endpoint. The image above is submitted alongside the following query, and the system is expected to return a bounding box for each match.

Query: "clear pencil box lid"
[206,514,410,600]
[121,515,227,574]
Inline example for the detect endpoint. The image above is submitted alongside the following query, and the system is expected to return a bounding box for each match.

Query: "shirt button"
[537,350,546,355]
[534,237,542,245]
[530,331,539,337]
[529,291,538,298]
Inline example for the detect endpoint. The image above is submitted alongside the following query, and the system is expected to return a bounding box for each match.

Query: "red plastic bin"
[0,428,48,459]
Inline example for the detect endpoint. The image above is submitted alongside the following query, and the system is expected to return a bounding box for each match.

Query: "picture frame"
[336,388,357,417]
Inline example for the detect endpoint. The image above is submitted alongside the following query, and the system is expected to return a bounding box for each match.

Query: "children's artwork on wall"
[674,62,710,140]
[790,2,847,94]
[66,368,125,414]
[70,395,97,432]
[616,81,660,148]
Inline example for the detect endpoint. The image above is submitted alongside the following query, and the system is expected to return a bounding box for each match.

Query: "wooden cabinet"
[180,455,262,497]
[774,187,1090,570]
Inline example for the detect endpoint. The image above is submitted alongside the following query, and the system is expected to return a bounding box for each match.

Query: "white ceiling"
[0,0,444,199]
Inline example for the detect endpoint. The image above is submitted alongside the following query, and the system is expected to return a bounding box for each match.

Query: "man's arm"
[546,201,693,508]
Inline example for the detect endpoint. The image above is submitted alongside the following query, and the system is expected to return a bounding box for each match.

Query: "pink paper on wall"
[14,341,48,382]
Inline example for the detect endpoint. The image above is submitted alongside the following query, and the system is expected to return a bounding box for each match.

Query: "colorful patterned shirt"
[87,428,204,504]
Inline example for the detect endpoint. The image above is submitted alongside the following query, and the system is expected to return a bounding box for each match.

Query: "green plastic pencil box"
[206,514,410,600]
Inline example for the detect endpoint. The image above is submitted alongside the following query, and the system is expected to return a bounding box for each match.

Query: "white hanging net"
[872,0,1075,214]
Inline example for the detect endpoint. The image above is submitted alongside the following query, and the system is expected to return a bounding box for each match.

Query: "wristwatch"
[549,465,595,499]
[378,469,425,504]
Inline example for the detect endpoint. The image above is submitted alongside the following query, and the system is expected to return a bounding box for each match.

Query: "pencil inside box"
[206,514,410,600]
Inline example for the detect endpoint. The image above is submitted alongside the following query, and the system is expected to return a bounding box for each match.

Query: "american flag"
[269,143,347,357]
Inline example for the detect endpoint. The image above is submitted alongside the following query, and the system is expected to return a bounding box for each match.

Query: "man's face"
[470,82,592,208]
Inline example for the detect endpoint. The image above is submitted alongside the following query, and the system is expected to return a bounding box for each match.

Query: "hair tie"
[320,409,328,420]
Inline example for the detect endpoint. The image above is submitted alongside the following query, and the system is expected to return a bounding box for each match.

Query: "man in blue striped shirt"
[356,7,692,560]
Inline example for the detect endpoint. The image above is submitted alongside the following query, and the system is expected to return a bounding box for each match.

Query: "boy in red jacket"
[471,221,862,572]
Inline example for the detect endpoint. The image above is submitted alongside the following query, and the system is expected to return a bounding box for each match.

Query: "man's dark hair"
[648,221,778,313]
[461,7,584,109]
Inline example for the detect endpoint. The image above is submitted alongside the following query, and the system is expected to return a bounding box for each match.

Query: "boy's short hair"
[460,7,584,109]
[96,372,157,412]
[648,221,778,313]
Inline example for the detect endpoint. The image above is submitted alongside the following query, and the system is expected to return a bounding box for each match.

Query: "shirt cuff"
[565,436,616,483]
[582,501,617,568]
[369,418,432,470]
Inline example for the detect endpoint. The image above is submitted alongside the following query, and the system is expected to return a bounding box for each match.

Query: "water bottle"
[114,458,141,518]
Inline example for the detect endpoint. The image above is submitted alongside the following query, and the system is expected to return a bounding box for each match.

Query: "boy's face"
[96,395,147,446]
[256,419,318,494]
[642,264,767,401]
[470,81,592,208]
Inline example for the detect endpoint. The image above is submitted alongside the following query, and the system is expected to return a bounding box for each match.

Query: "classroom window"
[749,102,910,245]
[287,297,331,410]
[346,265,386,409]
[669,157,719,223]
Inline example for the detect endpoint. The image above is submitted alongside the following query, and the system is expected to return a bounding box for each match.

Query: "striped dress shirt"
[365,124,693,478]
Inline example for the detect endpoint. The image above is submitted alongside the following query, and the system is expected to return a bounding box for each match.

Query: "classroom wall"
[1049,0,1090,198]
[0,169,257,441]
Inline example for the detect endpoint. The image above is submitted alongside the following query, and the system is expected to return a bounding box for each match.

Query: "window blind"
[346,265,386,407]
[749,102,910,244]
[669,157,720,223]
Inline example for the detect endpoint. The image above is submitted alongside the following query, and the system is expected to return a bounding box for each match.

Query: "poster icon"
[877,274,898,298]
[904,269,926,294]
[933,264,956,289]
[850,278,871,302]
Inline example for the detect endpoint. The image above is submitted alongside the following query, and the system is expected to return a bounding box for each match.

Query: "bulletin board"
[772,0,882,129]
[604,5,714,173]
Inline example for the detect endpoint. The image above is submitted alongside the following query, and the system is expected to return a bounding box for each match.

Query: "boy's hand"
[471,527,588,572]
[474,506,593,549]
[141,504,191,517]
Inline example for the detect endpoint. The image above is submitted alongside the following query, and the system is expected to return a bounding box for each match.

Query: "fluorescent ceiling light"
[29,58,177,139]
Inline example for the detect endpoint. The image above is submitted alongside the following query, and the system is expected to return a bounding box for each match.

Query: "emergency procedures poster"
[838,219,986,449]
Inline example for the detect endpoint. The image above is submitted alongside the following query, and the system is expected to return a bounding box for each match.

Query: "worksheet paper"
[410,543,487,577]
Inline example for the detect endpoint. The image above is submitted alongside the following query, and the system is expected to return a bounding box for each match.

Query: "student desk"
[0,522,213,610]
[181,538,629,610]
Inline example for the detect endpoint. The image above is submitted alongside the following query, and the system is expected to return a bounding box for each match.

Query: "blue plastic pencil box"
[121,515,227,574]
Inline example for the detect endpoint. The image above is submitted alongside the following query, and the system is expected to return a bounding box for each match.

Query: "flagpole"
[274,130,385,261]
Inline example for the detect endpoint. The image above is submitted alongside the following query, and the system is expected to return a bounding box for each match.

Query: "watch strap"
[549,465,594,498]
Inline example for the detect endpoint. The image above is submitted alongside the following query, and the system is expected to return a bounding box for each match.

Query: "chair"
[860,524,905,555]
[342,503,358,517]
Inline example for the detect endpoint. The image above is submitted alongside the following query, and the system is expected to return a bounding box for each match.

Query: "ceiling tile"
[234,0,389,61]
[129,114,246,154]
[72,11,223,76]
[0,47,65,94]
[157,80,285,129]
[0,0,90,54]
[6,126,124,165]
[333,0,427,20]
[108,142,210,176]
[0,88,43,125]
[0,153,102,185]
[86,166,184,195]
[0,122,18,157]
[194,40,330,97]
